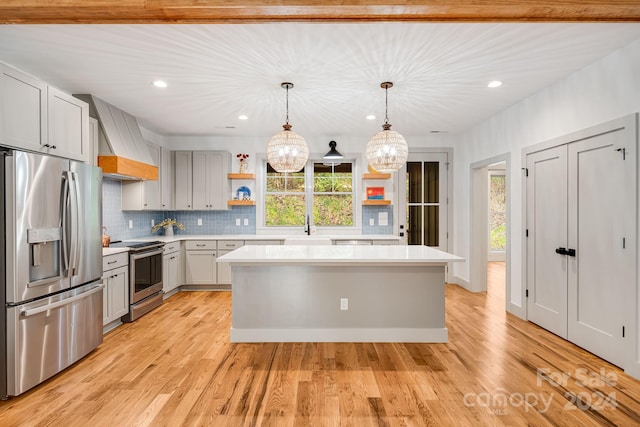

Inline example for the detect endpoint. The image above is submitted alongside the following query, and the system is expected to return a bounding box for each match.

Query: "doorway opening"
[488,163,506,308]
[470,155,511,312]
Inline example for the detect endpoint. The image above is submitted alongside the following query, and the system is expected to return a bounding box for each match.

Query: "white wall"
[139,132,455,166]
[452,38,640,322]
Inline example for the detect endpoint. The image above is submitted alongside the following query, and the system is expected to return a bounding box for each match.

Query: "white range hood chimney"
[74,94,158,181]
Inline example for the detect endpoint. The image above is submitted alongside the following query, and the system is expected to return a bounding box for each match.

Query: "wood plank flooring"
[1,262,639,426]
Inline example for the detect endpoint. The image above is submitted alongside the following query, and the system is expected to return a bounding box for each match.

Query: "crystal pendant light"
[266,82,309,173]
[366,82,408,173]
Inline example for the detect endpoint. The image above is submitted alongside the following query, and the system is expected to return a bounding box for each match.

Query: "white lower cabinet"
[102,252,129,331]
[163,245,183,296]
[216,250,232,284]
[185,249,217,284]
[185,240,217,285]
[102,265,129,330]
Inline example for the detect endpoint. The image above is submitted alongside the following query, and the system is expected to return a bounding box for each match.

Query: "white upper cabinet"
[0,63,47,152]
[47,86,89,162]
[192,151,231,210]
[160,147,174,210]
[0,63,89,162]
[121,142,175,211]
[174,151,193,210]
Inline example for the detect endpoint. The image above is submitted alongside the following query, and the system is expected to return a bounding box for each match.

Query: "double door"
[526,122,635,367]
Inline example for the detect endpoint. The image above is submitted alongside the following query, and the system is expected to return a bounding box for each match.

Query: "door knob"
[555,247,576,257]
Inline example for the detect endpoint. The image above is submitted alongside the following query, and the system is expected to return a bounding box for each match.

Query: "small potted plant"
[152,218,185,236]
[237,153,249,174]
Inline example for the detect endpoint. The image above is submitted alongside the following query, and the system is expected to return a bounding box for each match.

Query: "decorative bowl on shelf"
[236,186,251,200]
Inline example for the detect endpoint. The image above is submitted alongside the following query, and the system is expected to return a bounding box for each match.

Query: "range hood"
[74,94,158,181]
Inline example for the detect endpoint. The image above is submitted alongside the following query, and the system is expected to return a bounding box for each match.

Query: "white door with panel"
[526,121,635,367]
[526,145,568,338]
[398,152,448,251]
[567,130,634,367]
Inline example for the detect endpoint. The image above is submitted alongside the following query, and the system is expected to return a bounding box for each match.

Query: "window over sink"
[264,160,355,228]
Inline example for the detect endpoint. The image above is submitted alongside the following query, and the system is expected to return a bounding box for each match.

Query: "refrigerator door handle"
[68,171,80,276]
[61,172,71,276]
[20,284,104,317]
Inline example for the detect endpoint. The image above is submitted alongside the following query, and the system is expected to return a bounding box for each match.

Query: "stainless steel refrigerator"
[0,149,104,398]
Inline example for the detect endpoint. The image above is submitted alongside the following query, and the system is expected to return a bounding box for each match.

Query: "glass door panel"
[399,152,448,251]
[407,162,422,203]
[424,162,439,203]
[424,206,439,247]
[407,205,423,245]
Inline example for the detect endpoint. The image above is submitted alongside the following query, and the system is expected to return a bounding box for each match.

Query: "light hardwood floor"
[1,263,639,426]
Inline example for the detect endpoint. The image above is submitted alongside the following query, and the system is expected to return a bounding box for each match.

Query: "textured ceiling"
[0,23,639,139]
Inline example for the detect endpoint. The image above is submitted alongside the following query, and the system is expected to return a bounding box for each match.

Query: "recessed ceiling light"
[366,114,376,120]
[238,115,248,120]
[153,80,167,88]
[488,80,502,88]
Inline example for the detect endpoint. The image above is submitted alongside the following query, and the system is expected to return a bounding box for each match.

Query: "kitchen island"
[217,245,463,343]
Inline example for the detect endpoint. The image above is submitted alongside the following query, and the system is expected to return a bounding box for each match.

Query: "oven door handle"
[130,248,165,260]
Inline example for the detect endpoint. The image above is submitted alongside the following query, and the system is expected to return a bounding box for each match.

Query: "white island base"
[218,245,463,343]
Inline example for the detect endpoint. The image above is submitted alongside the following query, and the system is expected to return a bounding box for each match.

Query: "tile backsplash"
[102,179,256,241]
[362,205,394,235]
[102,179,392,240]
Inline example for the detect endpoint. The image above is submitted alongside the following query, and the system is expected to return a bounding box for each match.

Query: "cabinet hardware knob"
[51,145,56,149]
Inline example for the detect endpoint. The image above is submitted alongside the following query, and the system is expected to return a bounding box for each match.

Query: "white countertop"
[217,244,463,266]
[102,247,129,256]
[102,234,399,256]
[120,234,400,244]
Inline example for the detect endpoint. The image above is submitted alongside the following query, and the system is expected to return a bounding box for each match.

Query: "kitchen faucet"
[304,214,311,235]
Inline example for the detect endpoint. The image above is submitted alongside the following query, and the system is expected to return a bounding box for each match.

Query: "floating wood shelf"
[362,173,391,180]
[363,200,391,206]
[228,200,256,206]
[228,173,255,180]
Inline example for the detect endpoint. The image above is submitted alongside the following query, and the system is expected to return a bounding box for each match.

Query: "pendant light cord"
[285,85,290,125]
[384,85,389,125]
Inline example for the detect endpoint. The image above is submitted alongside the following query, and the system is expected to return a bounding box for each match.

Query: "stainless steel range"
[110,241,164,322]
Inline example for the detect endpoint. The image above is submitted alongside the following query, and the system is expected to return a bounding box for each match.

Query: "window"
[489,173,506,250]
[265,164,305,226]
[264,160,355,228]
[313,162,353,226]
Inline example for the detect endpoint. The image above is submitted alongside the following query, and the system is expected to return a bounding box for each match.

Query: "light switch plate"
[243,218,249,226]
[197,218,203,226]
[369,218,375,226]
[378,212,389,226]
[128,220,133,229]
[235,218,241,226]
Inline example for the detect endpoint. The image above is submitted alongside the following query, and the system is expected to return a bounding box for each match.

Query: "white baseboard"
[450,275,472,292]
[230,327,448,343]
[506,301,526,320]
